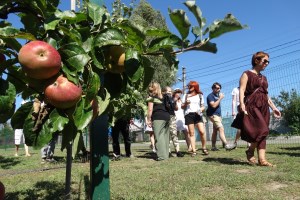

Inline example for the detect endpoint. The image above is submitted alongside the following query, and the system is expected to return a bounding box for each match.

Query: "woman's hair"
[251,51,269,67]
[211,82,222,90]
[188,81,203,94]
[148,82,163,98]
[162,86,172,94]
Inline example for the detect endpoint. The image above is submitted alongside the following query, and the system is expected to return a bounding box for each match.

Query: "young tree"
[272,89,300,134]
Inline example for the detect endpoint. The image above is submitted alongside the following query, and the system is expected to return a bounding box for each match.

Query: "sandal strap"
[259,160,274,167]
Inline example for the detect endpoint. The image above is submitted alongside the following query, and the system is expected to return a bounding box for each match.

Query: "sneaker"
[225,144,237,151]
[176,151,184,157]
[45,158,57,163]
[211,147,220,151]
[14,153,19,157]
[126,154,135,158]
[111,154,121,161]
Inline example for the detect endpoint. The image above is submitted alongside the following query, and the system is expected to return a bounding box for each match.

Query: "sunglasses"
[214,87,221,90]
[257,57,270,65]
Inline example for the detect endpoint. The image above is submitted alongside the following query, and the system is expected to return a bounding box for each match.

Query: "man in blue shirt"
[206,82,235,151]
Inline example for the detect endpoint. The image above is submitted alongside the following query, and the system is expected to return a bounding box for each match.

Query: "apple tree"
[0,0,247,197]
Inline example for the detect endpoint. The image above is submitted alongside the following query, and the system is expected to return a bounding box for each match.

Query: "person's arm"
[147,102,154,127]
[232,93,236,116]
[268,96,281,118]
[181,94,189,109]
[200,95,205,112]
[208,93,224,108]
[239,72,248,113]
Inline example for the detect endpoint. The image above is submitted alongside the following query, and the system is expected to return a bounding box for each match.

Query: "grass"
[1,143,300,200]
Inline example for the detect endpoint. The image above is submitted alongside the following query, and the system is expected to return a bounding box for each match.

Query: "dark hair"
[188,81,203,94]
[251,51,269,67]
[211,82,222,90]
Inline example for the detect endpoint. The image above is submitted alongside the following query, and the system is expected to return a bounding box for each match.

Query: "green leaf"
[192,26,201,38]
[208,14,248,39]
[0,78,16,123]
[73,98,93,130]
[59,43,91,73]
[141,56,154,89]
[192,40,217,53]
[148,35,181,52]
[125,49,142,82]
[97,89,111,116]
[61,121,77,150]
[145,29,173,38]
[44,18,60,31]
[86,71,101,103]
[94,28,125,47]
[11,102,33,129]
[87,2,107,25]
[0,26,36,40]
[49,109,69,132]
[184,1,205,29]
[119,20,145,46]
[168,8,191,40]
[23,111,37,146]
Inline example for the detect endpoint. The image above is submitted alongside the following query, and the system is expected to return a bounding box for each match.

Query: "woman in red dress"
[232,51,281,167]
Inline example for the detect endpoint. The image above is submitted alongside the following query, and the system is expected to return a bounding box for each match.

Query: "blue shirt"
[206,92,222,117]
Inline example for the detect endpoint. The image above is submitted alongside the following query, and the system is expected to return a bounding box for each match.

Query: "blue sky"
[7,0,300,109]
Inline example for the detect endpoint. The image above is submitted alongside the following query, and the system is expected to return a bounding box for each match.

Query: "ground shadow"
[136,152,157,160]
[268,151,300,157]
[5,181,66,200]
[202,157,249,166]
[0,155,21,169]
[279,146,300,151]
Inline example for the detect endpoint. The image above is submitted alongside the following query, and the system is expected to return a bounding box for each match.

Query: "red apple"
[44,75,82,109]
[18,41,61,79]
[0,181,5,200]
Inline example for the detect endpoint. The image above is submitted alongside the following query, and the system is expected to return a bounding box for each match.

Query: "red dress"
[231,70,270,149]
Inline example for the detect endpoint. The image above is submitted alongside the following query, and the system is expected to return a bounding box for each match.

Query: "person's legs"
[169,115,180,153]
[245,142,257,165]
[111,121,121,157]
[121,121,132,157]
[24,144,31,156]
[183,129,191,151]
[153,120,170,160]
[211,126,218,150]
[257,139,273,166]
[149,131,156,152]
[218,127,228,145]
[196,122,208,155]
[187,124,196,156]
[15,145,20,156]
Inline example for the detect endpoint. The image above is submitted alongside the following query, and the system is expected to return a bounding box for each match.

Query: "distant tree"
[272,89,300,134]
[129,0,177,88]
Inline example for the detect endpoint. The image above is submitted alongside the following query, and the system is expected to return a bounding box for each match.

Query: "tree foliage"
[0,0,247,150]
[272,89,300,134]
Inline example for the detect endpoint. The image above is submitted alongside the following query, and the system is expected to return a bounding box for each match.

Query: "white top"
[182,94,204,116]
[231,87,240,106]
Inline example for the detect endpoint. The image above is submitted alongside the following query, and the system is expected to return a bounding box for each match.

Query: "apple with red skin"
[44,75,82,109]
[18,41,61,79]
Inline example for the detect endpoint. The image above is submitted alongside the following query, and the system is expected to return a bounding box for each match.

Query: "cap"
[173,88,182,93]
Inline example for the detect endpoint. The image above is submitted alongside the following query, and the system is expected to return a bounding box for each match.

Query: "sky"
[6,0,300,110]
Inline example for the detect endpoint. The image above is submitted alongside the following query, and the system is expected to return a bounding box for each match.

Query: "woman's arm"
[268,96,281,118]
[147,102,154,127]
[239,72,248,113]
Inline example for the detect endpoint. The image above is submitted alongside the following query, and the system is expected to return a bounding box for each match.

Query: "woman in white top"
[181,81,208,156]
[173,88,190,150]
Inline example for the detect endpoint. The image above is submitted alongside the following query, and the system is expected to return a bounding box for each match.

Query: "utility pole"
[71,0,76,11]
[182,67,186,94]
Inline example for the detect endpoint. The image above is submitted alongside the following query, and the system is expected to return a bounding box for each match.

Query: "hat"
[173,88,182,93]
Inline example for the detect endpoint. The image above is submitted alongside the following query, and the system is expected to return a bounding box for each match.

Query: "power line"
[186,38,300,74]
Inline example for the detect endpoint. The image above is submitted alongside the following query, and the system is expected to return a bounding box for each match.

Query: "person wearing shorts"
[14,129,31,157]
[206,82,235,151]
[181,81,208,157]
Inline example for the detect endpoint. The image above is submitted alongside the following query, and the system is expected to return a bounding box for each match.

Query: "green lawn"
[1,143,300,200]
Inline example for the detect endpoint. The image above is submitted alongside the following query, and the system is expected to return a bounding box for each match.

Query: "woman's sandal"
[258,160,275,167]
[202,148,209,155]
[245,150,257,165]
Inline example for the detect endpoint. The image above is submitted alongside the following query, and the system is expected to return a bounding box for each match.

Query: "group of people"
[145,51,281,167]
